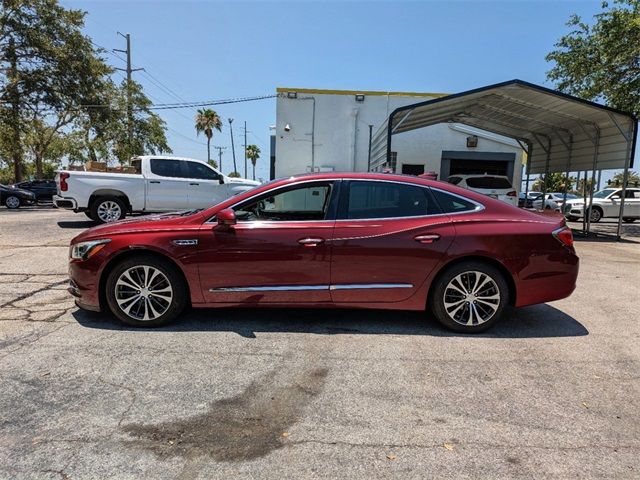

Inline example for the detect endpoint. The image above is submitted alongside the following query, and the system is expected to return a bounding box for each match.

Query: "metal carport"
[369,79,637,239]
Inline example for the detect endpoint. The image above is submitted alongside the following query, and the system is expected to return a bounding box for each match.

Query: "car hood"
[6,186,35,197]
[71,212,197,244]
[225,177,260,186]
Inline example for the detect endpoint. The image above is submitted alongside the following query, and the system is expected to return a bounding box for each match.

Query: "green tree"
[245,144,260,180]
[610,170,640,186]
[532,172,575,192]
[194,108,222,165]
[546,0,640,117]
[73,79,172,164]
[0,0,111,180]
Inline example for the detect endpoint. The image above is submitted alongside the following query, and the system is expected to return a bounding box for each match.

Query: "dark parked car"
[13,180,57,202]
[0,184,36,209]
[67,172,578,333]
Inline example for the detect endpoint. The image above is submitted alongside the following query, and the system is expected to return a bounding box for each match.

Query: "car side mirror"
[217,173,224,184]
[217,208,236,226]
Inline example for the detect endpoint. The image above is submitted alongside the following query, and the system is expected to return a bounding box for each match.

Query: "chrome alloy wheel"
[5,196,20,208]
[114,266,173,321]
[97,200,122,223]
[443,271,501,326]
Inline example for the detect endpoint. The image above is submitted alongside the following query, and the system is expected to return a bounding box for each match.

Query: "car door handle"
[298,237,324,247]
[150,180,161,184]
[190,182,199,186]
[414,234,440,244]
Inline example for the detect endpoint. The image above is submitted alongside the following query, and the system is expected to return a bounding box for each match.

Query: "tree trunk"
[8,38,23,183]
[252,163,255,180]
[35,151,44,179]
[207,138,211,162]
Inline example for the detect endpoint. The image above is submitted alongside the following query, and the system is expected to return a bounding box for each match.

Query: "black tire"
[429,261,509,333]
[589,207,602,223]
[84,211,97,221]
[4,195,21,209]
[623,217,636,223]
[91,196,126,224]
[105,255,188,327]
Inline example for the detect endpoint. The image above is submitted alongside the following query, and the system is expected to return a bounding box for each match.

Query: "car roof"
[447,174,510,179]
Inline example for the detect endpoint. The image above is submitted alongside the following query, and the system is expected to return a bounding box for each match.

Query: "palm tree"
[194,108,222,165]
[245,144,261,180]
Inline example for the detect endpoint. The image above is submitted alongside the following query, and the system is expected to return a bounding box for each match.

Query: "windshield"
[593,189,618,199]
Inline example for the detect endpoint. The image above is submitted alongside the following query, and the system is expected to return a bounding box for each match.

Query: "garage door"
[440,151,516,181]
[449,159,508,176]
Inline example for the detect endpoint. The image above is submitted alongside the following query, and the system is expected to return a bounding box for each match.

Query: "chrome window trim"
[209,283,414,293]
[205,177,484,224]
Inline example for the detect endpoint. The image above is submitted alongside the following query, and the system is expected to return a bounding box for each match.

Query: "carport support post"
[586,128,600,235]
[610,115,635,239]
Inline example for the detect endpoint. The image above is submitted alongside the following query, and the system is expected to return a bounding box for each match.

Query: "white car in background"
[446,174,518,206]
[53,156,260,223]
[531,192,578,211]
[563,187,640,223]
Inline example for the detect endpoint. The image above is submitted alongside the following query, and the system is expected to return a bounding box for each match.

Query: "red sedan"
[67,173,578,333]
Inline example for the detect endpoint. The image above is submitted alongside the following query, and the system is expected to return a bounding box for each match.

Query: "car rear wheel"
[105,255,187,327]
[5,195,21,209]
[429,262,509,333]
[92,196,126,224]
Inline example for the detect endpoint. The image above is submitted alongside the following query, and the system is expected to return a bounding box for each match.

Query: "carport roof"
[370,79,637,175]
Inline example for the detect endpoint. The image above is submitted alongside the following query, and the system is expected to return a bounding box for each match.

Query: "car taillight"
[60,172,70,192]
[552,226,574,248]
[506,190,517,197]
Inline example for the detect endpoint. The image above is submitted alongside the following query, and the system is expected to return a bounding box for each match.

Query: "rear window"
[447,176,463,185]
[431,189,479,213]
[466,177,512,189]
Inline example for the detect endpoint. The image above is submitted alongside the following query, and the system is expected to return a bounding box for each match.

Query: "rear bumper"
[53,195,78,210]
[514,250,579,307]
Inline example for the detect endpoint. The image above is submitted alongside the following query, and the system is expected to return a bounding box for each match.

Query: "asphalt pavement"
[0,207,639,479]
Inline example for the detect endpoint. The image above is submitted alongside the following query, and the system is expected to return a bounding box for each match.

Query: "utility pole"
[243,121,248,178]
[214,146,226,173]
[367,124,373,172]
[228,118,238,175]
[115,33,143,157]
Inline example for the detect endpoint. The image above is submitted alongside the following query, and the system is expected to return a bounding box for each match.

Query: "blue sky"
[63,0,622,182]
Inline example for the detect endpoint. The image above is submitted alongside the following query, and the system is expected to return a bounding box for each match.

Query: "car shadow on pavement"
[73,303,588,339]
[57,220,96,229]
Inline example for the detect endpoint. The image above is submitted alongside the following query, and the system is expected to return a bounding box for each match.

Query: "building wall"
[275,89,523,189]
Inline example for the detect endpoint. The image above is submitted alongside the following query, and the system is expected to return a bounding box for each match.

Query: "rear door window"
[344,181,440,219]
[466,177,512,189]
[149,159,185,178]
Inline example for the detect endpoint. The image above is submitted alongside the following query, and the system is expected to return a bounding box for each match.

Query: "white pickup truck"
[53,155,260,223]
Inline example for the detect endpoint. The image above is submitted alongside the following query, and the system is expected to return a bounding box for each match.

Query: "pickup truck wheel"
[92,196,125,224]
[105,255,187,327]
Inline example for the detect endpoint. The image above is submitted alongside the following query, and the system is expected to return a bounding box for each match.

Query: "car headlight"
[70,239,111,260]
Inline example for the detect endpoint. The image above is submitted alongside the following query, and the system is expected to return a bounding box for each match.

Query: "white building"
[274,87,524,188]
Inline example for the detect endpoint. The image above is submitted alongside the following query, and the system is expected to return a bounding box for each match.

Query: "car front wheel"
[429,262,509,333]
[105,255,188,327]
[5,195,21,209]
[589,207,602,223]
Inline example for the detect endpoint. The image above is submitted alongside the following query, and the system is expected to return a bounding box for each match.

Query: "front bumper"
[563,203,585,217]
[68,260,102,311]
[53,195,78,210]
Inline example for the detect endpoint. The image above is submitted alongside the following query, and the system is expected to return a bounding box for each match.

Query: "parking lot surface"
[1,207,639,479]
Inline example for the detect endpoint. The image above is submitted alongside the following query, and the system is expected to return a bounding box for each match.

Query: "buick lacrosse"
[68,173,578,332]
